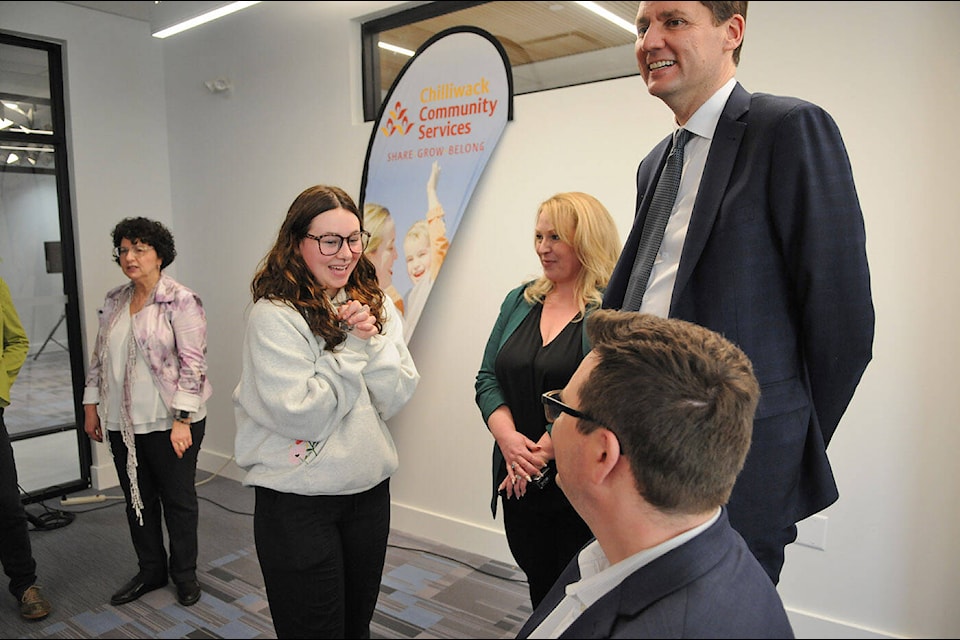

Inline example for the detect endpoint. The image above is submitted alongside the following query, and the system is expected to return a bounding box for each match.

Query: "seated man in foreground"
[517,310,794,639]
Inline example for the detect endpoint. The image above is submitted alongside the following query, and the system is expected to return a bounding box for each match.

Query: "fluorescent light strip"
[379,41,415,57]
[152,1,262,39]
[575,1,636,34]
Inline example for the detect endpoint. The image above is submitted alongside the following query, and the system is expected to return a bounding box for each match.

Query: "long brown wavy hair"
[251,185,385,351]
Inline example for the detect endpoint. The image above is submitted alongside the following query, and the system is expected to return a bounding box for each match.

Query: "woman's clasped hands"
[337,299,378,339]
[498,431,549,500]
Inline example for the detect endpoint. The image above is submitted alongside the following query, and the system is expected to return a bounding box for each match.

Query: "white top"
[103,301,169,434]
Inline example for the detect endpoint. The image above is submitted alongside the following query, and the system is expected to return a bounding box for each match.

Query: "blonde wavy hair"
[523,192,621,319]
[363,203,392,254]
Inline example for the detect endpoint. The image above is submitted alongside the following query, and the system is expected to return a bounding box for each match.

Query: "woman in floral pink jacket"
[82,217,212,609]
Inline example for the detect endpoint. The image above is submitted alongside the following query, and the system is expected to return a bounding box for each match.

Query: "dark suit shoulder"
[747,92,837,124]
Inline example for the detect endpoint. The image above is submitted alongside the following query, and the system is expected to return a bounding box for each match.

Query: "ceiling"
[60,1,153,22]
[57,2,640,59]
[52,2,641,103]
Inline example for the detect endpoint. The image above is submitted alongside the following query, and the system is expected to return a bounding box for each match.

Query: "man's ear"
[724,14,745,53]
[590,428,622,485]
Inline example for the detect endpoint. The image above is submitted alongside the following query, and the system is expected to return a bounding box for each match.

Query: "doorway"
[0,33,91,502]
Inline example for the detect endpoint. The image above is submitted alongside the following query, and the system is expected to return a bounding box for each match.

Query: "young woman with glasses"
[233,185,419,639]
[474,191,620,609]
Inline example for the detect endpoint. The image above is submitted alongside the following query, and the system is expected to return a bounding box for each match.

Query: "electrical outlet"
[60,494,106,506]
[795,514,828,550]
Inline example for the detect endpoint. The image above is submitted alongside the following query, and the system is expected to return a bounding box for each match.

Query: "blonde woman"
[474,192,621,608]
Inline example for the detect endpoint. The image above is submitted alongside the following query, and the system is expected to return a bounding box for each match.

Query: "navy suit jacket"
[604,83,875,535]
[515,507,794,639]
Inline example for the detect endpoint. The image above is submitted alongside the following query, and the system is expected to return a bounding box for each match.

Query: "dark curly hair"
[251,185,385,351]
[111,217,176,268]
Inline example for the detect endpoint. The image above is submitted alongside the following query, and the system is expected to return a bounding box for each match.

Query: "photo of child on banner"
[359,26,513,343]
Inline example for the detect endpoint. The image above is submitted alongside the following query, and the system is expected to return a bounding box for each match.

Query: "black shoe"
[175,579,201,607]
[110,574,168,606]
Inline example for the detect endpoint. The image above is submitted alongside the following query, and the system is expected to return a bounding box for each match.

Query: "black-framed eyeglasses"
[542,389,600,425]
[305,231,371,256]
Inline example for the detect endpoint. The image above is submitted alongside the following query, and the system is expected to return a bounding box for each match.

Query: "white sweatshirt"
[233,296,419,495]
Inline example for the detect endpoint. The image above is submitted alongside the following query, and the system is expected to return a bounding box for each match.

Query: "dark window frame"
[0,31,93,505]
[360,1,640,123]
[361,1,488,122]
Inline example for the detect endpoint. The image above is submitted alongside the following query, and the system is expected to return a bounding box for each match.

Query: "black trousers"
[108,418,205,586]
[254,479,390,640]
[737,522,798,585]
[0,407,37,601]
[501,473,593,609]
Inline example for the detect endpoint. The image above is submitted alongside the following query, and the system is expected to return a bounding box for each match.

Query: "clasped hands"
[498,432,550,500]
[337,300,377,338]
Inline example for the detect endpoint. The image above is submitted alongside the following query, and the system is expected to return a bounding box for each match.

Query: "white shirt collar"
[566,507,722,607]
[679,77,737,141]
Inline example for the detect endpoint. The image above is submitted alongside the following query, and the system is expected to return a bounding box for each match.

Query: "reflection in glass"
[1,34,87,503]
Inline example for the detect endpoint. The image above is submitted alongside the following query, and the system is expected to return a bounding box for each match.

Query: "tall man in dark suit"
[516,310,793,639]
[603,1,875,584]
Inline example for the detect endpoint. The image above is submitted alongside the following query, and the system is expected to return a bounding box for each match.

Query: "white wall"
[3,1,959,638]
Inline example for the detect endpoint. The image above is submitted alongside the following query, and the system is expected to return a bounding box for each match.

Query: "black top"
[493,303,583,507]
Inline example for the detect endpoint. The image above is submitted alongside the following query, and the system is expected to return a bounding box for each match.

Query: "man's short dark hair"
[578,310,759,514]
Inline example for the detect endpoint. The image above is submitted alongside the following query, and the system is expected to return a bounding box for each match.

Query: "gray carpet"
[3,475,531,638]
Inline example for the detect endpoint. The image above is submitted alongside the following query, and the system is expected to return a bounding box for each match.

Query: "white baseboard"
[89,460,118,490]
[390,499,515,566]
[786,608,904,639]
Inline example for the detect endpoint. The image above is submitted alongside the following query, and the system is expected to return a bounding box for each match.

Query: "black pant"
[108,419,205,586]
[0,407,37,601]
[254,479,390,639]
[501,474,593,609]
[737,522,798,585]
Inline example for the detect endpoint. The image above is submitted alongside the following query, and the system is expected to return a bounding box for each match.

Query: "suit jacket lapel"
[560,509,735,638]
[670,83,749,315]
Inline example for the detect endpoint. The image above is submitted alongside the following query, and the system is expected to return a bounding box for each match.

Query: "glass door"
[0,33,90,502]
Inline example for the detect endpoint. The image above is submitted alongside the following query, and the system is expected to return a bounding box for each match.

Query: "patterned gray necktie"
[622,128,692,312]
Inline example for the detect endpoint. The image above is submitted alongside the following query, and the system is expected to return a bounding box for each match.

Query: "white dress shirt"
[639,77,737,318]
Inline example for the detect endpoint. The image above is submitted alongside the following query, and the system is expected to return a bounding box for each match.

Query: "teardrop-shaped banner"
[360,26,513,343]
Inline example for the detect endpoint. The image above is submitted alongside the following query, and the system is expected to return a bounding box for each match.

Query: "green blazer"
[474,282,595,516]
